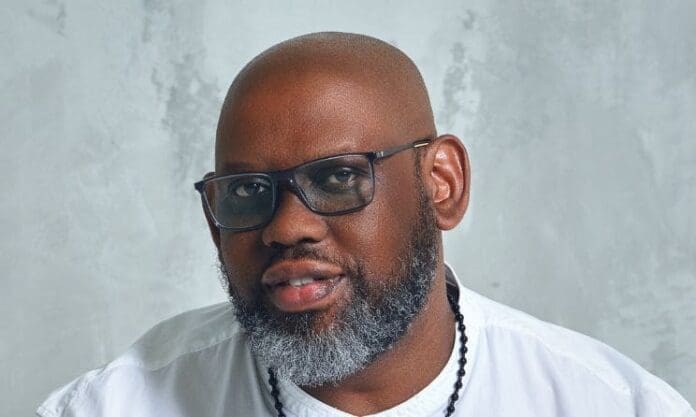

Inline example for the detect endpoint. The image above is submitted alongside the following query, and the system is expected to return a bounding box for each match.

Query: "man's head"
[200,32,470,386]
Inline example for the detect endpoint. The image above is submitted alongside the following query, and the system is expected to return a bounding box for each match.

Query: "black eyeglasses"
[194,138,432,231]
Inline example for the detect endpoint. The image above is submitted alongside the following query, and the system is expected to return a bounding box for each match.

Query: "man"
[39,32,694,417]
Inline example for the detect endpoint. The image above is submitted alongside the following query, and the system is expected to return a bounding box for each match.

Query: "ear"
[422,134,470,230]
[200,171,222,252]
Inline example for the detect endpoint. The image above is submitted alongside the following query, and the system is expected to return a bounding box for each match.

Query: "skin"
[203,32,471,415]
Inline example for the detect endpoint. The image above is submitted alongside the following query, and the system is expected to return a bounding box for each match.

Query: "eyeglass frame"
[194,137,432,231]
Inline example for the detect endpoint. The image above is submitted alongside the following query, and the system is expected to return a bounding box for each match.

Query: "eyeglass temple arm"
[373,138,432,160]
[194,172,218,192]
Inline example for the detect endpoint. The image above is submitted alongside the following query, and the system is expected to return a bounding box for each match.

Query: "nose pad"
[276,176,313,212]
[261,178,328,247]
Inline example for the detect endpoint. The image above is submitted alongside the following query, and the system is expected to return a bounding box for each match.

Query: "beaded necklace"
[267,291,468,416]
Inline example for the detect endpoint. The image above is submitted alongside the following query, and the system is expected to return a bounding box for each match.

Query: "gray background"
[1,0,694,415]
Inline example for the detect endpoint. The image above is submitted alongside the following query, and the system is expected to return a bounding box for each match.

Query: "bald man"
[39,33,694,417]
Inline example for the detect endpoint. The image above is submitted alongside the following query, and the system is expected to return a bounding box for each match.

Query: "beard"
[219,181,439,387]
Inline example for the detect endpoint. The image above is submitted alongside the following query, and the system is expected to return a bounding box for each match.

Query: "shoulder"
[37,303,254,417]
[460,286,694,416]
[114,301,243,370]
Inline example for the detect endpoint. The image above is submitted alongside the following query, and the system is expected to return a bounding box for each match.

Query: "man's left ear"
[422,134,471,230]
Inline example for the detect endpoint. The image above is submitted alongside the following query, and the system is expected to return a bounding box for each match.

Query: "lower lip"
[267,275,345,312]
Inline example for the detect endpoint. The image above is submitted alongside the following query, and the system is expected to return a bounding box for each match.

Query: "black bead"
[447,404,455,413]
[455,380,463,389]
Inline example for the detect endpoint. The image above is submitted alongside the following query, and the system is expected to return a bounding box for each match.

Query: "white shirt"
[38,266,695,417]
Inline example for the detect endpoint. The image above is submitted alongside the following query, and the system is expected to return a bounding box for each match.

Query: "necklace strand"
[267,292,468,417]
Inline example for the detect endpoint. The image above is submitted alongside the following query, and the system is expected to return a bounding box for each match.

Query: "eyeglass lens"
[203,154,375,229]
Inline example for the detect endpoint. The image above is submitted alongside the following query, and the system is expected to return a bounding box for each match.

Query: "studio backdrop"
[1,1,694,415]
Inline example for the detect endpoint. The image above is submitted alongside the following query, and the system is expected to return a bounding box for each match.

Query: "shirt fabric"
[38,265,695,417]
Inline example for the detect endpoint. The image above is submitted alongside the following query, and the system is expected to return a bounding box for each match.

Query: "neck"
[301,263,455,415]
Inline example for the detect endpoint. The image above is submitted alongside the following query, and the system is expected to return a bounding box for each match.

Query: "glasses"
[194,138,432,231]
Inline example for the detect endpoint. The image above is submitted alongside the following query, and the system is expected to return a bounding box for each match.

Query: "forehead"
[215,71,402,174]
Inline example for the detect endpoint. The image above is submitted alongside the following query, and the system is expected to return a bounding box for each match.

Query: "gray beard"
[220,187,438,387]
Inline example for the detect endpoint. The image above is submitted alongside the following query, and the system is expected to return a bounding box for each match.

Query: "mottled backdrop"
[1,1,694,415]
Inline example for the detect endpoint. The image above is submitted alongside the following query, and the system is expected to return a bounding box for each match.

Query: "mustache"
[264,245,350,271]
[219,245,363,302]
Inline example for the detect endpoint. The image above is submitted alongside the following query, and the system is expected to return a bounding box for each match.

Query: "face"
[210,71,440,385]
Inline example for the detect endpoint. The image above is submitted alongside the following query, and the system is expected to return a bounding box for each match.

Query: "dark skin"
[203,33,471,415]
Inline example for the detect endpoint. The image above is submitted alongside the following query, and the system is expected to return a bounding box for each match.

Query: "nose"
[261,187,329,248]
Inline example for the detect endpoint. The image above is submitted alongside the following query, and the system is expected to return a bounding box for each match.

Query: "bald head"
[216,32,436,168]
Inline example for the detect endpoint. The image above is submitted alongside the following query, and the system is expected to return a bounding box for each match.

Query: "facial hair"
[220,181,439,387]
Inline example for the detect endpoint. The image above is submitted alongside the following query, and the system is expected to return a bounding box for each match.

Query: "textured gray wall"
[1,1,694,415]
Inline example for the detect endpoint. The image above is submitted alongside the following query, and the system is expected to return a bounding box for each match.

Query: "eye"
[229,181,270,198]
[313,166,366,193]
[325,168,357,185]
[300,156,371,194]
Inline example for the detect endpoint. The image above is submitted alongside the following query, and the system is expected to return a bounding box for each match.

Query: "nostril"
[269,241,287,251]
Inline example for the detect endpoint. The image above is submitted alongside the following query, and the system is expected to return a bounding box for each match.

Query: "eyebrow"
[217,142,364,175]
[218,161,259,174]
[218,157,340,176]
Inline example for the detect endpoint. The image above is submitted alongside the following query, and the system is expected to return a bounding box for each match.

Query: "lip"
[261,259,344,287]
[261,260,347,312]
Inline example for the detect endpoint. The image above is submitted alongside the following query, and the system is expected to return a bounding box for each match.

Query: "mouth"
[261,259,348,313]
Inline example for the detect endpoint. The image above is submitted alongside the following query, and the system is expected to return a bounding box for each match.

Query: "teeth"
[288,277,316,287]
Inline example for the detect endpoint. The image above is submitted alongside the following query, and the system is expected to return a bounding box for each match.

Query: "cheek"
[219,232,266,295]
[330,179,419,279]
